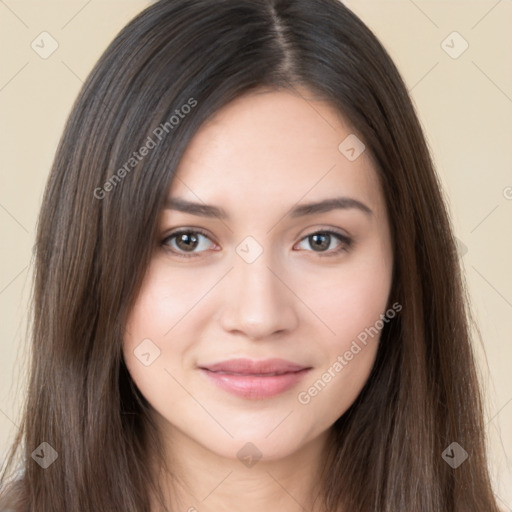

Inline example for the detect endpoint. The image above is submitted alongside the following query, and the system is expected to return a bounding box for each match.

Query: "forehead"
[169,88,385,217]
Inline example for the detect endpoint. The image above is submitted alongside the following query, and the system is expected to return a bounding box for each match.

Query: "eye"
[160,228,353,259]
[295,230,352,256]
[160,229,217,258]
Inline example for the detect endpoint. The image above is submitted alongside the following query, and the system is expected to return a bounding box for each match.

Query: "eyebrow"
[164,196,373,219]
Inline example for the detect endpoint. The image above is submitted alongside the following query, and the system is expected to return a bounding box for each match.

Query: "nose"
[218,248,299,341]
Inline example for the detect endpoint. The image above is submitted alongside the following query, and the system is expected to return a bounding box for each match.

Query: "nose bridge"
[219,239,297,339]
[234,245,278,300]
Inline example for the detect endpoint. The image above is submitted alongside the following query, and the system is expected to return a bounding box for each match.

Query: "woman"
[0,0,502,510]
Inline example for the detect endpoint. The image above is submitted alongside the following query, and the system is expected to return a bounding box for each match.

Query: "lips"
[199,358,308,375]
[198,358,311,399]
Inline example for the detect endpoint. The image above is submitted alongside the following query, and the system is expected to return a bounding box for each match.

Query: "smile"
[199,367,311,399]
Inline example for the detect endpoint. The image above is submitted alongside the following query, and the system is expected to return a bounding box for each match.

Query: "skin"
[123,87,394,512]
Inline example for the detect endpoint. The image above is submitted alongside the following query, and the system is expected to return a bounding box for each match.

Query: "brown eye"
[161,229,215,258]
[174,232,200,252]
[296,230,352,256]
[309,233,330,251]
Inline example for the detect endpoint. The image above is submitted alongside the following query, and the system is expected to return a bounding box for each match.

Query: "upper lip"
[199,358,310,375]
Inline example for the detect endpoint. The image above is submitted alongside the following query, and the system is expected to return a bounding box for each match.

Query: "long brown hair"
[0,0,501,510]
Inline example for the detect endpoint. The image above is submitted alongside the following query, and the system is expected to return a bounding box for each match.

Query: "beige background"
[1,0,511,507]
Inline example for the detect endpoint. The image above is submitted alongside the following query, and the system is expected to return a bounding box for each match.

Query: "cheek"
[308,246,393,346]
[294,243,392,412]
[296,341,378,424]
[124,263,212,350]
[122,287,191,417]
[122,271,185,399]
[296,284,390,418]
[122,262,227,413]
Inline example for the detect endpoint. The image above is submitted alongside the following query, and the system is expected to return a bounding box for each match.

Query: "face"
[123,87,394,462]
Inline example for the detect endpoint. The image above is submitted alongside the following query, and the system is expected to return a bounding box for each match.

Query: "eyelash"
[160,228,353,259]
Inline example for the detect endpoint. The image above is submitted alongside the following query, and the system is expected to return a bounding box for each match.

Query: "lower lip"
[199,368,311,399]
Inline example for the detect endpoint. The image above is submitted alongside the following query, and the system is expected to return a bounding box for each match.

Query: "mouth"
[198,358,312,400]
